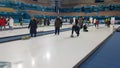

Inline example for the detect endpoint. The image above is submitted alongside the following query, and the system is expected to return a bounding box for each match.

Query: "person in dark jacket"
[44,18,47,26]
[83,24,88,32]
[54,17,62,35]
[71,18,79,37]
[19,17,23,26]
[28,17,38,37]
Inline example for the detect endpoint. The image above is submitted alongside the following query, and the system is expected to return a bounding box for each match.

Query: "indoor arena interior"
[0,0,120,68]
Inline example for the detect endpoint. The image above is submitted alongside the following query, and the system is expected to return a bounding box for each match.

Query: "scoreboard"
[33,0,38,1]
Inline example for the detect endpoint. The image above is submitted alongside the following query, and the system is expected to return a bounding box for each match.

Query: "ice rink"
[0,24,119,68]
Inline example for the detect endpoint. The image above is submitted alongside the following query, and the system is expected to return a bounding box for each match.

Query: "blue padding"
[78,32,120,68]
[0,28,71,43]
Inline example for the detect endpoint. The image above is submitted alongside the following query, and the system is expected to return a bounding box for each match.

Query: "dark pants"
[30,28,37,37]
[0,26,6,31]
[107,23,110,28]
[55,27,60,35]
[20,21,23,26]
[71,26,80,36]
[9,26,13,30]
[44,22,47,26]
[83,29,88,32]
[0,26,2,31]
[94,23,96,27]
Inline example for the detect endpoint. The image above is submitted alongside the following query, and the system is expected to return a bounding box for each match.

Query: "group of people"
[71,17,88,37]
[93,17,115,28]
[105,18,111,28]
[28,16,63,37]
[93,19,99,28]
[0,16,14,31]
[28,16,89,38]
[28,16,117,38]
[44,18,50,26]
[1,16,114,38]
[54,17,88,37]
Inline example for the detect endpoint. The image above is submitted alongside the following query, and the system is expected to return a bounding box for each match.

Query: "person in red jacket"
[0,16,6,31]
[95,20,99,29]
